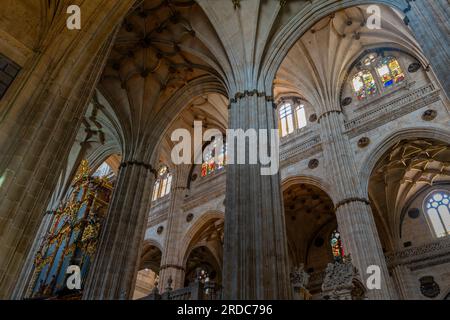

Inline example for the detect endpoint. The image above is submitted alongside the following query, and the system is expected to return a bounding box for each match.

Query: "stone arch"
[139,240,163,271]
[282,175,335,204]
[282,178,337,297]
[180,210,224,267]
[359,126,450,195]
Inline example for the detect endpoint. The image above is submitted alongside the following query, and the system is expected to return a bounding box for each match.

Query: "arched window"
[92,162,113,178]
[352,70,377,100]
[279,103,294,137]
[152,165,172,201]
[349,52,406,101]
[330,230,344,261]
[295,104,307,129]
[201,139,227,177]
[278,99,309,137]
[376,56,405,87]
[424,191,450,238]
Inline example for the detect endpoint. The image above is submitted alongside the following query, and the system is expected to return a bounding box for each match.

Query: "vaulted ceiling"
[275,4,424,113]
[98,0,228,159]
[283,183,336,268]
[369,138,450,247]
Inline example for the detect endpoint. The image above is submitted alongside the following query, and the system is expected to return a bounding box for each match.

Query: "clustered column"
[82,161,155,300]
[318,110,396,299]
[158,165,191,292]
[405,0,450,95]
[223,91,291,299]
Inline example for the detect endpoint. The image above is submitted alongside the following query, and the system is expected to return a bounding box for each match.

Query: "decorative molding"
[280,134,322,166]
[335,197,370,211]
[229,90,277,109]
[317,110,342,123]
[160,264,185,272]
[344,83,440,137]
[385,237,450,270]
[120,160,157,177]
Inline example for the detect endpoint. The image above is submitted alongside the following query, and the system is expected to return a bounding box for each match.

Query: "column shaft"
[319,111,396,299]
[407,0,450,95]
[0,29,118,299]
[223,94,291,299]
[159,165,190,292]
[82,163,154,299]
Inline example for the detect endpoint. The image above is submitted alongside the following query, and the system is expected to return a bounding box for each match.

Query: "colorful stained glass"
[152,165,172,201]
[376,57,404,87]
[201,140,226,177]
[330,230,344,261]
[352,70,377,100]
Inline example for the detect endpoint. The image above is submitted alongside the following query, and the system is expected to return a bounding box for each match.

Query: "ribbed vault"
[275,4,424,112]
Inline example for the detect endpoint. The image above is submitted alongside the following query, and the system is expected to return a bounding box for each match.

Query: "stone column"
[405,0,450,95]
[82,161,155,300]
[223,92,291,299]
[0,18,126,298]
[158,165,190,292]
[391,265,419,300]
[319,111,396,300]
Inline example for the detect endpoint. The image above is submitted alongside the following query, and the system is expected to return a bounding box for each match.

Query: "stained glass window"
[152,165,172,201]
[330,230,344,261]
[425,191,450,238]
[352,70,377,100]
[376,57,405,87]
[201,140,226,177]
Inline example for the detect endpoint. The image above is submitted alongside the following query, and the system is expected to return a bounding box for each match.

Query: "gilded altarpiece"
[27,160,113,299]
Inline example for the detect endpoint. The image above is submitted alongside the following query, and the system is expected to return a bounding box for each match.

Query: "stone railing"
[344,83,439,137]
[148,196,170,224]
[280,133,322,164]
[385,237,450,270]
[139,281,222,301]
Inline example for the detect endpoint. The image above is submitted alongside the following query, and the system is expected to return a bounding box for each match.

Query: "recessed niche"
[408,62,421,73]
[422,109,437,121]
[308,159,319,169]
[358,137,370,148]
[342,97,352,106]
[408,208,420,219]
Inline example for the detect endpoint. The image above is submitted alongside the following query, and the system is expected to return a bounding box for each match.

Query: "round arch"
[359,126,450,195]
[180,211,224,267]
[281,175,336,204]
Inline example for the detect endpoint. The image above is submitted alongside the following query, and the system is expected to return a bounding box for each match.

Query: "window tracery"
[152,165,172,201]
[424,191,450,238]
[278,98,308,137]
[349,52,405,101]
[201,140,227,177]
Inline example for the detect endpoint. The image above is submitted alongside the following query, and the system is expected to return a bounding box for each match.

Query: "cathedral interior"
[0,0,449,301]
